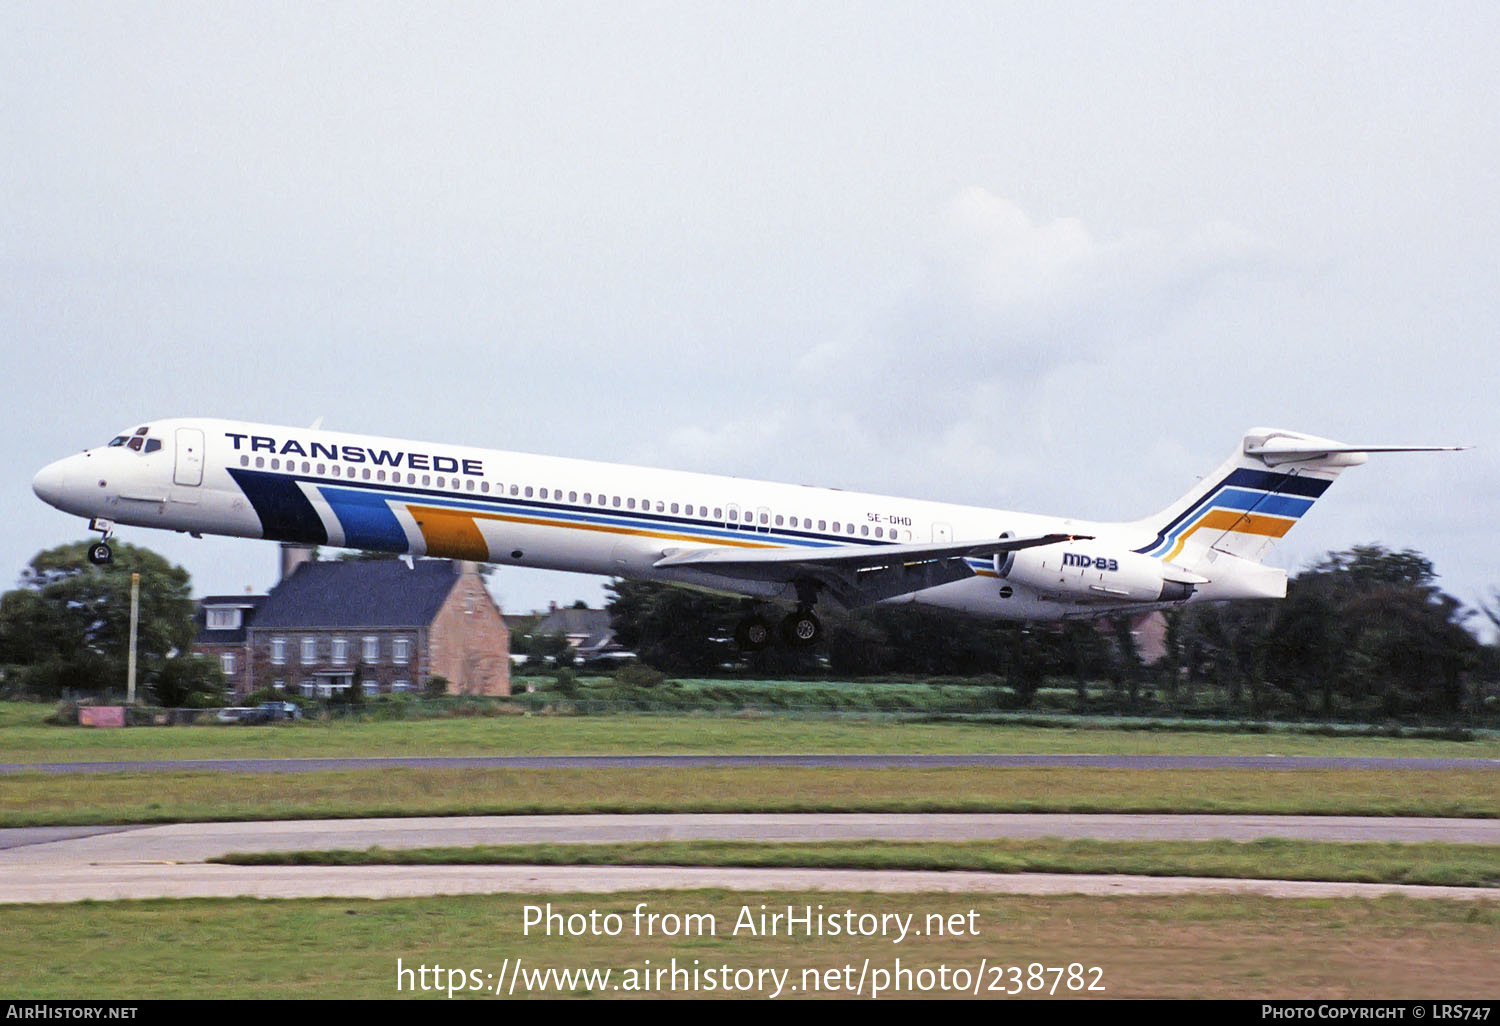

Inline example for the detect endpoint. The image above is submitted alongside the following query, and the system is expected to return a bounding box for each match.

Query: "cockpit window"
[144,438,162,454]
[134,426,148,436]
[107,436,129,447]
[127,437,144,451]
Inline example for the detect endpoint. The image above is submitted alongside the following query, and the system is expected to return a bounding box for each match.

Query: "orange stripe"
[408,505,783,560]
[411,506,490,561]
[1162,509,1297,562]
[1197,509,1297,538]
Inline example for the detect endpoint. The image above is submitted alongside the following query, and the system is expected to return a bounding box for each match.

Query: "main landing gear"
[733,607,823,651]
[86,518,114,565]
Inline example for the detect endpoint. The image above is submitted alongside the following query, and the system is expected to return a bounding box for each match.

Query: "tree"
[151,654,228,707]
[0,541,196,697]
[606,580,740,675]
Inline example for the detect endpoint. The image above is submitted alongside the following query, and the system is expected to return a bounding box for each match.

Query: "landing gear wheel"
[780,609,822,648]
[87,542,113,566]
[734,615,773,652]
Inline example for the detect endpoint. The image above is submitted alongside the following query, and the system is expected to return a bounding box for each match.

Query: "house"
[192,593,266,694]
[508,602,631,665]
[194,547,510,698]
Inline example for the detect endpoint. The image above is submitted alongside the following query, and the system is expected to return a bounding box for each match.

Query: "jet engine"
[996,541,1199,603]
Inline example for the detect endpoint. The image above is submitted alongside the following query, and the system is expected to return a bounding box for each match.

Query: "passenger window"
[774,515,783,526]
[255,457,265,468]
[670,503,679,514]
[713,507,722,518]
[271,458,280,470]
[569,491,577,502]
[627,498,636,510]
[525,487,533,498]
[818,520,826,531]
[861,525,869,537]
[316,464,326,475]
[612,496,621,508]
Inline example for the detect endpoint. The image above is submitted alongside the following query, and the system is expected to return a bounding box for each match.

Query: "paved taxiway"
[3,813,1498,904]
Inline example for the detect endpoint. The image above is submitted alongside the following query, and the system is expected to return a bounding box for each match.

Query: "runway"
[5,753,1500,774]
[3,813,1497,904]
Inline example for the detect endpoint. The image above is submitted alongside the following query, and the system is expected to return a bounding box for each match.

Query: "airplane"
[31,419,1464,650]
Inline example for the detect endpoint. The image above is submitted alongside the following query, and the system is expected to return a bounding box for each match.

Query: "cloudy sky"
[3,2,1495,626]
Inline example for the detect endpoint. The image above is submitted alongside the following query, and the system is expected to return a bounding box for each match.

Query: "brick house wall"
[428,573,511,696]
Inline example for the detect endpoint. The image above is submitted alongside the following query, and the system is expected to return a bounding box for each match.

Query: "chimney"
[279,542,315,582]
[549,601,558,613]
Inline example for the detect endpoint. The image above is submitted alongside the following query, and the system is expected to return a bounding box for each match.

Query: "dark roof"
[534,607,619,655]
[193,595,267,645]
[249,559,464,630]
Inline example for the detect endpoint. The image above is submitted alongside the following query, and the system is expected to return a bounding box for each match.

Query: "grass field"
[212,837,1500,888]
[4,766,1498,827]
[5,701,1500,763]
[3,890,1497,999]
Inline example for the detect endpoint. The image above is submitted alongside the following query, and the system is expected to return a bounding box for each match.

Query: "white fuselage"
[32,417,1269,619]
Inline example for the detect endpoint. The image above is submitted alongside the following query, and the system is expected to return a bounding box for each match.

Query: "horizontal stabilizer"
[1245,436,1469,466]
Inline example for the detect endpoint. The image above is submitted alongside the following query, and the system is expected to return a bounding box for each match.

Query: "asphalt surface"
[3,813,1498,904]
[6,753,1500,774]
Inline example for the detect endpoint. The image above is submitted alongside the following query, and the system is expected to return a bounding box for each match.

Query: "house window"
[271,638,286,665]
[393,638,410,665]
[392,680,413,693]
[272,679,285,691]
[221,652,236,675]
[362,637,379,663]
[205,608,241,630]
[331,637,348,665]
[302,636,318,664]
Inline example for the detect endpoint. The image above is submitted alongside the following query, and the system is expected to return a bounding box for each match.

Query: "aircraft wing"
[653,532,1086,608]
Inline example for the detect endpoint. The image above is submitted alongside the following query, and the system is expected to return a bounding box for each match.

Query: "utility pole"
[127,572,139,704]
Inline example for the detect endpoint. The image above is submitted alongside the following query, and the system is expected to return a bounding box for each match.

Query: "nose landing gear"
[86,517,115,565]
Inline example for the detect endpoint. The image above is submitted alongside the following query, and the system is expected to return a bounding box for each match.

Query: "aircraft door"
[174,428,204,486]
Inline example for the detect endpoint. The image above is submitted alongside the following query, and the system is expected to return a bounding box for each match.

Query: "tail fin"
[1130,428,1464,570]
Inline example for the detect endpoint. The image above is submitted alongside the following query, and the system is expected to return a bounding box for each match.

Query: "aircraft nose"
[32,459,71,508]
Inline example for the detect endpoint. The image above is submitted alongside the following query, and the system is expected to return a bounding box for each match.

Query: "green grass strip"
[6,702,1500,763]
[5,767,1500,827]
[4,892,1499,999]
[211,838,1500,888]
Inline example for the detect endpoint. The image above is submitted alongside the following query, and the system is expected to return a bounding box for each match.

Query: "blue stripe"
[298,476,879,554]
[317,486,409,552]
[1214,488,1314,519]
